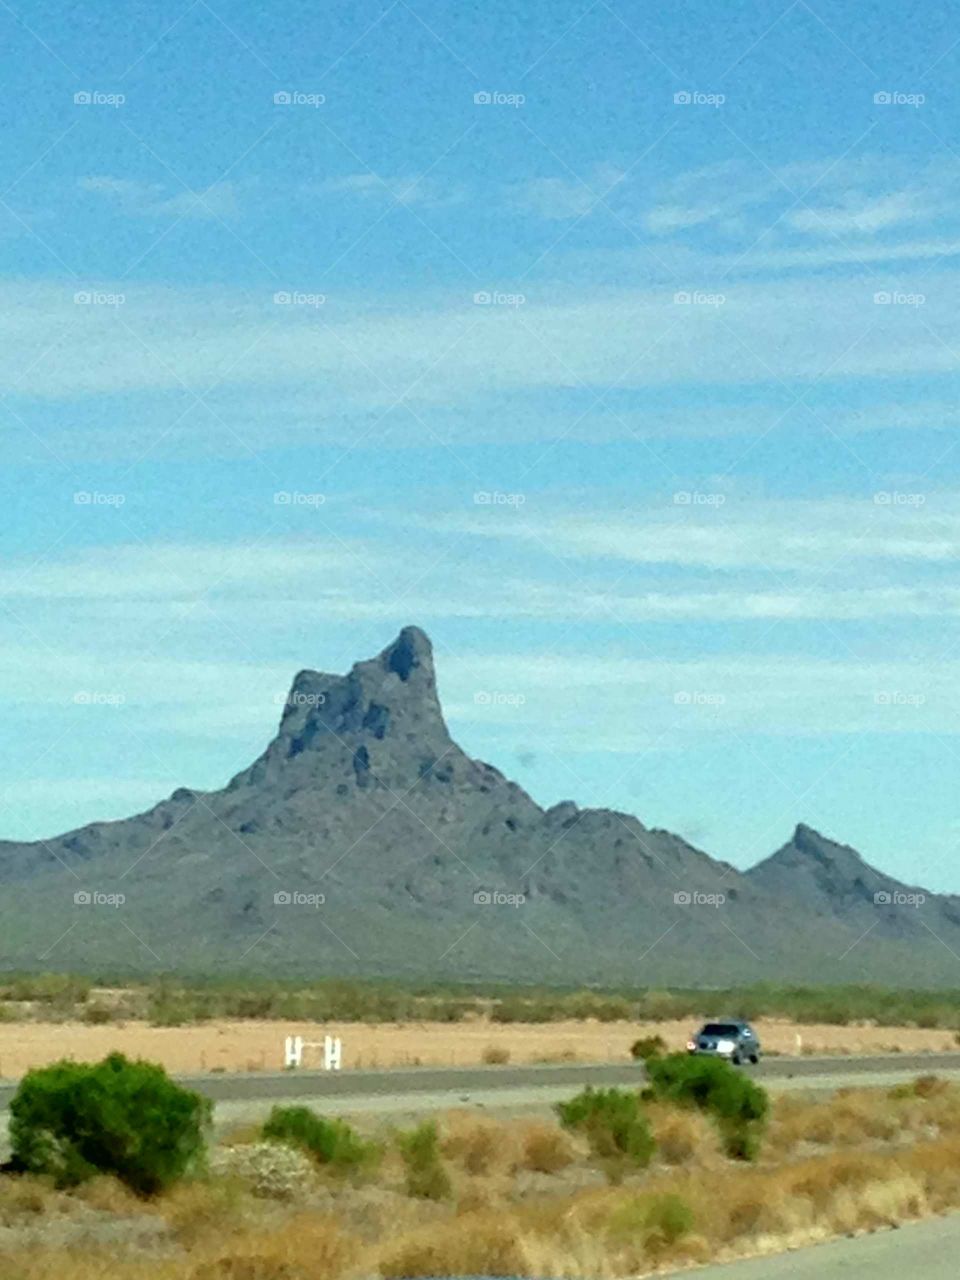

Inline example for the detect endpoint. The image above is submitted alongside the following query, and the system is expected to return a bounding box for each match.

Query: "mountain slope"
[0,627,955,986]
[746,823,960,942]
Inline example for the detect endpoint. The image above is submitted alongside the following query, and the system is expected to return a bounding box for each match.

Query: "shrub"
[9,1051,211,1195]
[555,1087,655,1171]
[261,1105,379,1177]
[915,1074,950,1099]
[518,1121,576,1173]
[645,1053,768,1160]
[147,989,211,1027]
[2,973,91,1008]
[396,1121,452,1200]
[608,1192,695,1250]
[631,1034,667,1061]
[482,1044,510,1065]
[441,1113,513,1175]
[82,1001,115,1025]
[211,1141,318,1199]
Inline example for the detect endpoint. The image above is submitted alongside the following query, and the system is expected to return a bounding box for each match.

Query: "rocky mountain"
[0,626,955,986]
[746,823,960,944]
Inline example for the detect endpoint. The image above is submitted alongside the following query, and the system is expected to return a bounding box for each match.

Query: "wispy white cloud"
[509,164,627,220]
[3,265,960,407]
[431,496,959,573]
[79,176,241,220]
[786,191,929,236]
[313,172,465,209]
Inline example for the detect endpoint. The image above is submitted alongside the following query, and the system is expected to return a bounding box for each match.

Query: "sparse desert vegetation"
[4,1054,960,1276]
[3,975,960,1077]
[8,973,960,1030]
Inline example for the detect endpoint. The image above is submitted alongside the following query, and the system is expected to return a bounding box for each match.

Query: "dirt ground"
[0,1017,956,1078]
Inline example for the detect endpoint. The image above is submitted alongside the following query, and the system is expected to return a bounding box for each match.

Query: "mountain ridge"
[0,626,954,987]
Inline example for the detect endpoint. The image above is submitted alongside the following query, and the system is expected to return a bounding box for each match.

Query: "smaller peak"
[546,800,579,823]
[792,823,847,852]
[793,822,824,845]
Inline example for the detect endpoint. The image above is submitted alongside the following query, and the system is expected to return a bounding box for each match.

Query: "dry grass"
[646,1100,726,1167]
[0,1014,957,1076]
[517,1120,578,1173]
[440,1111,518,1176]
[0,1175,64,1224]
[8,1080,960,1278]
[767,1077,960,1159]
[157,1177,258,1246]
[8,1215,359,1280]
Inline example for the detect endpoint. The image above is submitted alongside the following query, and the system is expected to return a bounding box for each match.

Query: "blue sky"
[3,0,960,889]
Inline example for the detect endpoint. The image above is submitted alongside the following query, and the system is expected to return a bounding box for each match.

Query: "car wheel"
[731,1052,742,1066]
[750,1054,759,1065]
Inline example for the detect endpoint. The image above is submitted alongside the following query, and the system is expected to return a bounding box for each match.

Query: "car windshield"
[701,1023,740,1036]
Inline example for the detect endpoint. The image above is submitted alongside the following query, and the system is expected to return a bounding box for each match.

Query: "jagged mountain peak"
[792,822,853,853]
[748,822,873,883]
[229,626,449,793]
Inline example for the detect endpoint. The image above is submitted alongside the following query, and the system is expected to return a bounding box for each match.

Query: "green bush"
[396,1120,452,1200]
[9,1052,211,1195]
[262,1105,380,1177]
[644,1053,768,1160]
[1,973,91,1010]
[630,1034,667,1061]
[82,1002,115,1025]
[555,1087,655,1171]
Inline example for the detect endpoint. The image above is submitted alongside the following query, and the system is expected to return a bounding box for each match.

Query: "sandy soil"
[0,1017,956,1078]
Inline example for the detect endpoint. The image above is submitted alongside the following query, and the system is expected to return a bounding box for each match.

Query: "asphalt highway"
[4,1051,960,1112]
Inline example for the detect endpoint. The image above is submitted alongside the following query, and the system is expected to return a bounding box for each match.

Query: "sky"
[2,0,960,889]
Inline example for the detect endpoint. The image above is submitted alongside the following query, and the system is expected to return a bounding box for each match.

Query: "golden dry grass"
[647,1100,725,1167]
[440,1110,518,1176]
[0,1014,955,1075]
[517,1119,578,1173]
[6,1080,960,1278]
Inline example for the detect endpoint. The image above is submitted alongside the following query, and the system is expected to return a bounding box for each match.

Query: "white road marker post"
[324,1034,342,1071]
